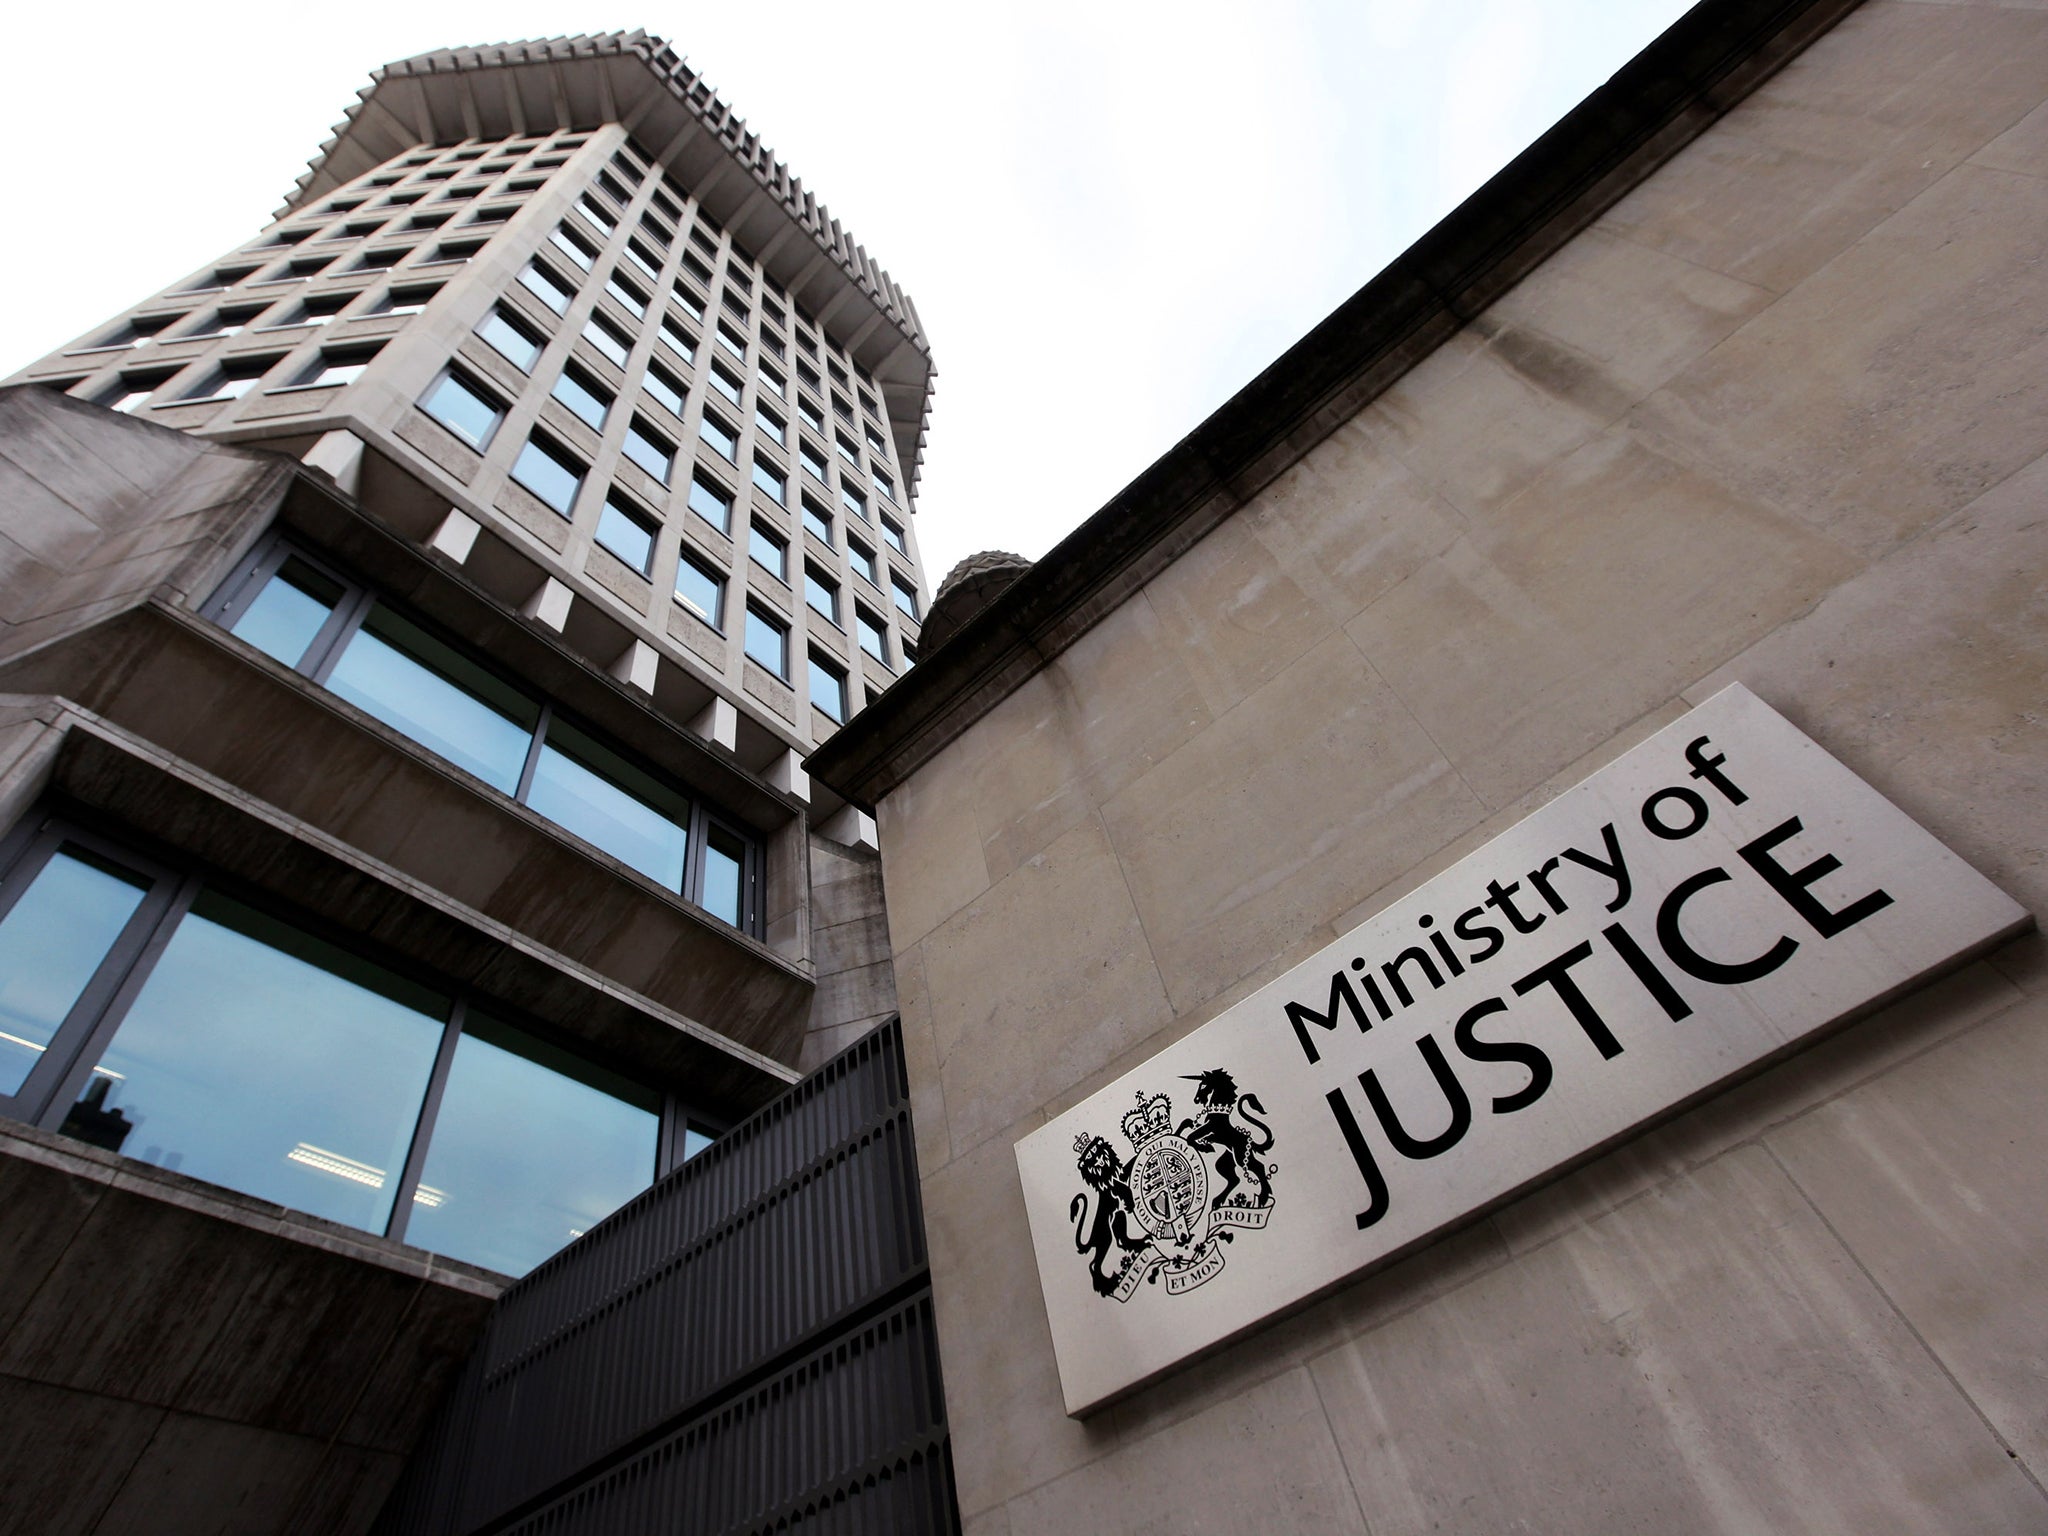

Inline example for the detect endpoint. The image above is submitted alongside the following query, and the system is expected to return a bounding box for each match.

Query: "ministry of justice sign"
[1014,685,2030,1415]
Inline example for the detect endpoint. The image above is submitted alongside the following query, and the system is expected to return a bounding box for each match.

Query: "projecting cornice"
[279,31,933,492]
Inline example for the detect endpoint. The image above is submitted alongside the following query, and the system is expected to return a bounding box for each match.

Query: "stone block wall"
[876,4,2048,1529]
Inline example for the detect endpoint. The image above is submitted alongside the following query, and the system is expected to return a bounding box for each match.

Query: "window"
[406,211,452,231]
[178,357,276,402]
[681,251,714,288]
[798,396,825,434]
[749,524,787,582]
[725,255,753,293]
[354,246,410,272]
[83,313,181,351]
[832,395,854,426]
[101,373,173,414]
[596,494,657,575]
[519,263,575,314]
[371,285,439,317]
[183,306,264,340]
[744,605,788,679]
[671,284,704,323]
[688,473,732,535]
[659,316,696,364]
[427,239,485,266]
[892,577,921,621]
[835,432,861,467]
[208,537,762,938]
[809,653,847,723]
[881,515,907,555]
[294,347,378,389]
[804,567,839,626]
[643,364,686,418]
[476,307,542,371]
[751,459,787,506]
[860,388,881,419]
[848,539,878,586]
[283,253,335,278]
[625,239,663,279]
[760,327,786,360]
[583,315,629,368]
[512,434,584,516]
[698,411,737,463]
[596,170,630,204]
[605,274,647,318]
[578,196,615,235]
[721,292,750,324]
[687,224,717,257]
[551,366,612,430]
[804,498,835,548]
[623,419,675,485]
[710,362,743,406]
[420,369,504,449]
[875,471,897,504]
[674,552,724,627]
[865,424,888,455]
[759,365,785,400]
[800,440,830,485]
[840,484,868,523]
[716,322,746,360]
[177,265,254,294]
[856,608,888,665]
[828,359,849,387]
[550,225,598,270]
[466,203,514,226]
[754,405,786,445]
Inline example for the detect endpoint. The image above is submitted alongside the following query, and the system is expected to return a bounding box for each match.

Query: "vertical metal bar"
[387,997,466,1245]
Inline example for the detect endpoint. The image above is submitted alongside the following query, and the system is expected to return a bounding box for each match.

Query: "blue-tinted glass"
[583,319,628,366]
[749,526,785,581]
[805,570,837,623]
[421,372,500,448]
[477,309,539,371]
[803,502,833,546]
[698,414,736,462]
[808,656,845,723]
[688,477,730,533]
[596,499,655,574]
[700,823,745,927]
[893,581,919,619]
[0,847,148,1095]
[624,426,672,484]
[526,722,689,889]
[644,368,685,416]
[682,1126,713,1161]
[675,558,723,626]
[230,557,344,667]
[327,606,539,792]
[551,227,594,269]
[551,369,610,430]
[882,518,906,554]
[858,613,887,663]
[513,438,583,515]
[520,264,573,314]
[744,608,786,677]
[406,1014,657,1275]
[606,279,645,318]
[840,485,866,521]
[751,461,785,505]
[660,320,695,363]
[849,543,877,584]
[70,892,445,1232]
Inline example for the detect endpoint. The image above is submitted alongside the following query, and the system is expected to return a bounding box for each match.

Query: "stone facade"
[808,2,2048,1530]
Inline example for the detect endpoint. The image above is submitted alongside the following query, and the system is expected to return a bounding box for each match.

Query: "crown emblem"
[1121,1090,1174,1150]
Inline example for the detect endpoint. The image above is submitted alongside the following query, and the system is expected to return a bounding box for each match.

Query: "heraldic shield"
[1069,1068,1277,1302]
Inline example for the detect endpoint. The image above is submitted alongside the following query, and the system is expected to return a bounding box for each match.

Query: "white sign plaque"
[1015,685,2030,1415]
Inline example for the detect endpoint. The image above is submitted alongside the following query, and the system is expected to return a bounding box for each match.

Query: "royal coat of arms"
[1069,1068,1277,1301]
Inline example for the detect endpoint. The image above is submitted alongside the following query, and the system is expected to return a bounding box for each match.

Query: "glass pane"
[552,370,610,430]
[327,606,539,792]
[808,656,844,723]
[230,556,345,667]
[422,372,499,448]
[65,891,446,1232]
[700,822,746,927]
[744,609,786,677]
[682,1125,714,1161]
[596,500,655,574]
[675,560,723,627]
[405,1013,658,1275]
[478,310,538,370]
[526,720,690,889]
[514,439,583,515]
[0,847,149,1096]
[749,526,785,580]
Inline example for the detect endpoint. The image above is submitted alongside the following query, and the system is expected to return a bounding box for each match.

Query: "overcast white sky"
[1,0,1692,585]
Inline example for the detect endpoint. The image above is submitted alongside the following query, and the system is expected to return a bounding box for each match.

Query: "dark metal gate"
[374,1019,959,1535]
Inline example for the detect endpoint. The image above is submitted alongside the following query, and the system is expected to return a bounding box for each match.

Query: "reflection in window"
[69,891,445,1232]
[405,1012,659,1275]
[230,555,344,666]
[326,606,540,793]
[700,822,748,928]
[0,848,147,1095]
[526,720,690,890]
